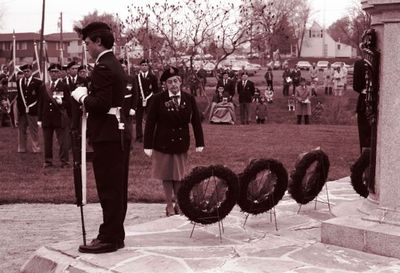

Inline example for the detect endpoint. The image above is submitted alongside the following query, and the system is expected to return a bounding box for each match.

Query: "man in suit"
[144,66,204,216]
[134,59,159,142]
[71,22,132,254]
[237,72,255,124]
[16,64,41,153]
[37,64,71,168]
[353,58,371,153]
[217,70,235,99]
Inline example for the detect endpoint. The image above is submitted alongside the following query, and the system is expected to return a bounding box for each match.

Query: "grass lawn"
[0,68,361,204]
[0,122,359,204]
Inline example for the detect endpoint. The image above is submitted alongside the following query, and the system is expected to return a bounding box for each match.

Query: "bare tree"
[289,0,311,57]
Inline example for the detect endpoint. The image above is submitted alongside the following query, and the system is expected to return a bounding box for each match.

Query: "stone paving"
[21,178,400,273]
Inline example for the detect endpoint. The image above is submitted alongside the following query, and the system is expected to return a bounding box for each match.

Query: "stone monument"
[322,0,400,258]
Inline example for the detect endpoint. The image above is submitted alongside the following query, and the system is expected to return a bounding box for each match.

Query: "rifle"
[70,98,87,246]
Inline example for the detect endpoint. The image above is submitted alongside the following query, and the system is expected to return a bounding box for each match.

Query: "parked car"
[267,60,282,70]
[296,60,312,70]
[331,61,354,74]
[245,63,262,75]
[316,61,329,71]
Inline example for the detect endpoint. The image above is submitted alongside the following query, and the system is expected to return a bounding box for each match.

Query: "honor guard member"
[120,59,136,132]
[134,58,159,142]
[37,63,71,168]
[353,58,371,153]
[16,64,42,153]
[144,66,204,216]
[72,22,131,254]
[66,61,80,91]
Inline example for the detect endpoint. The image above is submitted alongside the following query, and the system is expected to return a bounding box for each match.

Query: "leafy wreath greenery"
[350,149,369,198]
[177,165,239,225]
[289,149,330,204]
[238,159,288,215]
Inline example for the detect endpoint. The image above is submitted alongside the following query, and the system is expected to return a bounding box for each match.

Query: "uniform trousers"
[357,112,371,153]
[239,103,250,124]
[92,140,131,244]
[135,104,147,140]
[17,114,40,153]
[42,126,69,164]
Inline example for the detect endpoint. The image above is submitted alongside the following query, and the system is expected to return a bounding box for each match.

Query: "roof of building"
[0,32,80,42]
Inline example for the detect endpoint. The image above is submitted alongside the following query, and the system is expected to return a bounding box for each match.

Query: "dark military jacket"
[37,79,70,128]
[144,91,204,154]
[237,79,255,103]
[83,51,131,143]
[133,71,159,107]
[16,76,42,115]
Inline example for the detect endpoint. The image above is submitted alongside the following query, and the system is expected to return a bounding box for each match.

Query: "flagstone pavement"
[6,177,400,273]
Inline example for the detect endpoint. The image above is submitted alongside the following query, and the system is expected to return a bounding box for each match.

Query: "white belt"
[107,107,120,115]
[124,94,132,98]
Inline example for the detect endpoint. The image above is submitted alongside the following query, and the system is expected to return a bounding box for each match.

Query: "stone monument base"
[321,199,400,259]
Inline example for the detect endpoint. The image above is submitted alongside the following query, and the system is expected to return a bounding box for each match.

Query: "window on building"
[16,42,27,50]
[337,44,341,50]
[320,30,323,38]
[309,30,312,38]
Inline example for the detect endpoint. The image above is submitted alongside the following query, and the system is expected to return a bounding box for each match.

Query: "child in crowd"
[312,100,324,124]
[288,95,295,111]
[264,86,274,103]
[252,88,261,103]
[255,96,268,124]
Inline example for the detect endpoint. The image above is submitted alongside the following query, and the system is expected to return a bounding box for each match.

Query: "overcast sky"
[0,0,357,34]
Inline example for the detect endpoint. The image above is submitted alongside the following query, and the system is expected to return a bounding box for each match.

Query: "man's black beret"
[160,66,180,83]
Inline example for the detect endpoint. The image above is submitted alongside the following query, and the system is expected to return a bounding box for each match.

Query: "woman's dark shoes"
[78,239,118,254]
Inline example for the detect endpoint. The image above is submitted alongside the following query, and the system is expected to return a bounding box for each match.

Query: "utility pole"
[59,12,64,65]
[39,0,46,75]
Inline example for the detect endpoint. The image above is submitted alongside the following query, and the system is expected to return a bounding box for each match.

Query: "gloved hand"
[71,87,88,103]
[129,109,136,116]
[54,96,62,104]
[195,146,204,153]
[144,149,153,157]
[37,121,42,127]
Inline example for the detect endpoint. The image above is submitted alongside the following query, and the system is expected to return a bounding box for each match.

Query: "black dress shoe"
[116,240,125,249]
[78,239,117,254]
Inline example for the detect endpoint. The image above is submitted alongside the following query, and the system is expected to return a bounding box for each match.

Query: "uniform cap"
[48,63,62,72]
[160,66,180,83]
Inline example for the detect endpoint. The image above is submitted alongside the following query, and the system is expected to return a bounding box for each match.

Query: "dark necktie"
[224,79,227,86]
[171,95,180,106]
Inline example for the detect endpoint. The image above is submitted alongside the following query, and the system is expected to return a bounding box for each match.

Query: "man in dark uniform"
[72,22,131,253]
[66,61,80,91]
[37,64,71,168]
[16,64,41,153]
[134,58,159,142]
[353,58,371,153]
[120,59,136,140]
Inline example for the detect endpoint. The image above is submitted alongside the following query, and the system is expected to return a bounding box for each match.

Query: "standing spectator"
[295,78,312,124]
[309,62,318,96]
[323,63,334,95]
[16,64,41,153]
[144,66,204,216]
[66,61,80,90]
[134,59,159,143]
[264,66,274,90]
[72,22,132,253]
[282,65,292,96]
[196,64,207,96]
[333,67,344,96]
[291,65,301,95]
[341,62,348,92]
[255,96,268,124]
[37,64,71,168]
[237,72,255,124]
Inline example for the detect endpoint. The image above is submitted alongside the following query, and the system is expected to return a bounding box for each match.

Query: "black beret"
[80,22,112,40]
[20,64,33,71]
[48,63,61,71]
[61,64,69,71]
[160,66,180,83]
[67,61,79,69]
[140,59,150,65]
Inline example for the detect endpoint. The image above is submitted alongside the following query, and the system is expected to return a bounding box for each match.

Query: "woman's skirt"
[152,150,188,181]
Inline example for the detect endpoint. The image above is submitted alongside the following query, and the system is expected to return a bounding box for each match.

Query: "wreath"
[238,159,288,215]
[177,165,239,225]
[350,149,370,198]
[289,149,330,204]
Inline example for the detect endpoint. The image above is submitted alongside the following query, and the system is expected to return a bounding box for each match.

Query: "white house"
[300,21,357,58]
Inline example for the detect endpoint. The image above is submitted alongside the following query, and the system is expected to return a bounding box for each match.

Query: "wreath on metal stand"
[350,149,370,198]
[177,165,239,225]
[238,159,288,215]
[289,149,330,205]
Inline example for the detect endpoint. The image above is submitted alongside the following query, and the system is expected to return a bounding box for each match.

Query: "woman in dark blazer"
[144,66,204,216]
